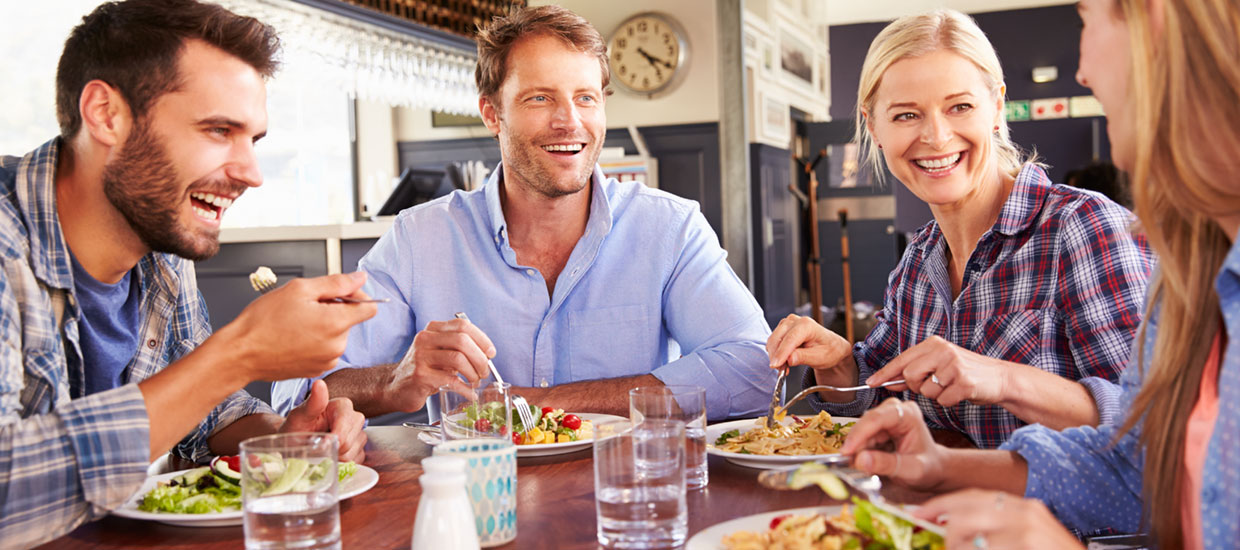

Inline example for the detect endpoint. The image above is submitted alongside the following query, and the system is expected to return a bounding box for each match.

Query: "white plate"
[686,505,842,550]
[417,413,627,457]
[705,416,858,469]
[112,464,380,527]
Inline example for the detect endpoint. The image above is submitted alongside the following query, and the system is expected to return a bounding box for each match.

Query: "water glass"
[433,439,518,547]
[593,419,687,549]
[630,385,708,489]
[241,433,339,550]
[438,382,514,441]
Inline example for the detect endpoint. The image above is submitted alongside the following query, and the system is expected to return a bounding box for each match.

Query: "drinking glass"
[438,382,513,442]
[593,419,687,549]
[241,432,339,550]
[630,385,708,489]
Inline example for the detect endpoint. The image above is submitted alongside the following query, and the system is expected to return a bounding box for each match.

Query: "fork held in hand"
[248,266,389,303]
[453,312,537,433]
[765,368,789,430]
[775,379,907,417]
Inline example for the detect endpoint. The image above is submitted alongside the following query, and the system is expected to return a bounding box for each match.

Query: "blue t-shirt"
[70,253,142,396]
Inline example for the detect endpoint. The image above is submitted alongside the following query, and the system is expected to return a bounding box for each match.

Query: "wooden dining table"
[41,424,972,550]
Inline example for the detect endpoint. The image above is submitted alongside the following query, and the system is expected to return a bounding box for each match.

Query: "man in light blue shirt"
[271,5,774,421]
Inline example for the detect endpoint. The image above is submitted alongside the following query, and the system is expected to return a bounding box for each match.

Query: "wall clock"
[607,12,690,96]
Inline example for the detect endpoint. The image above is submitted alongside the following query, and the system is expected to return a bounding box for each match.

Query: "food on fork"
[248,266,277,292]
[713,411,853,456]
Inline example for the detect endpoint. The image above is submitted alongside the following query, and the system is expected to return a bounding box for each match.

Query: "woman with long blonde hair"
[837,0,1240,548]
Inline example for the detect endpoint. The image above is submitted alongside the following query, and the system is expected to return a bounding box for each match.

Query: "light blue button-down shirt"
[272,164,775,420]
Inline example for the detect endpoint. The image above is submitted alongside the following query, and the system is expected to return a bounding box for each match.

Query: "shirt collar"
[15,138,74,290]
[482,162,614,247]
[15,137,176,297]
[993,164,1053,237]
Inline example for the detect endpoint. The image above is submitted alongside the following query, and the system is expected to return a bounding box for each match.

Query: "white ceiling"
[825,0,1075,25]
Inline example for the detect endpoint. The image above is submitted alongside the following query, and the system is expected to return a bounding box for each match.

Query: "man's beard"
[498,121,601,199]
[101,122,237,261]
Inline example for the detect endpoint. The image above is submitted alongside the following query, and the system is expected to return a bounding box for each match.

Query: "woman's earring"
[877,143,883,149]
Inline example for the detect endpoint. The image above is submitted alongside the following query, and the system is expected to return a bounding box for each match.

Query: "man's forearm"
[206,413,284,456]
[321,364,399,417]
[138,334,251,462]
[513,374,661,416]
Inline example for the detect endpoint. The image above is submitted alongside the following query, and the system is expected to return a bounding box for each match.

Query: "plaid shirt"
[0,139,272,548]
[808,164,1154,449]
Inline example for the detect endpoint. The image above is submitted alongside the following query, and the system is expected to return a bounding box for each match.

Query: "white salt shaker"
[412,456,480,550]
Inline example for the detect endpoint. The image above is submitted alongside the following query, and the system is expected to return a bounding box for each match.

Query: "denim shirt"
[272,164,775,420]
[1004,236,1240,547]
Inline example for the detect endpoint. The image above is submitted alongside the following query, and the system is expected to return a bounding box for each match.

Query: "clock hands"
[636,47,674,70]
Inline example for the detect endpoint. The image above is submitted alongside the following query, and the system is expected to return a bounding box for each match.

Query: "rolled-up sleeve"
[656,209,773,420]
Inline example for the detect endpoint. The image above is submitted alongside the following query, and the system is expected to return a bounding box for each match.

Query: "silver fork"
[757,463,944,536]
[453,312,537,433]
[765,368,789,429]
[775,379,907,417]
[248,266,390,303]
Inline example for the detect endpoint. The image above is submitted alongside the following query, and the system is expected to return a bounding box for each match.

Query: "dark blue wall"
[828,4,1108,185]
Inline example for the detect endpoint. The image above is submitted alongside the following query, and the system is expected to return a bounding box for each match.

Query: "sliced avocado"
[171,466,212,488]
[261,458,309,497]
[788,462,850,500]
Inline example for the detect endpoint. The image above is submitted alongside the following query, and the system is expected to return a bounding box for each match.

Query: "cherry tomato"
[498,425,508,436]
[561,414,582,430]
[512,431,522,445]
[224,455,241,471]
[474,418,492,432]
[769,515,790,529]
[541,406,554,417]
[247,454,262,468]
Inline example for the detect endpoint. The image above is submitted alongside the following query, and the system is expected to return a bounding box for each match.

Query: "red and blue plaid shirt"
[808,164,1155,449]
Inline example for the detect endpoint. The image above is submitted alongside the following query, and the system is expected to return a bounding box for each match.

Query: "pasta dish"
[722,501,944,550]
[713,411,853,456]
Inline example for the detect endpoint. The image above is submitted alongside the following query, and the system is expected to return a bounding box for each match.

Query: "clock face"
[608,14,685,94]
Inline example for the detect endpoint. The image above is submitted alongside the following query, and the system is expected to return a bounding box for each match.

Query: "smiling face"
[103,39,267,260]
[865,49,1005,209]
[1076,0,1134,170]
[480,33,606,199]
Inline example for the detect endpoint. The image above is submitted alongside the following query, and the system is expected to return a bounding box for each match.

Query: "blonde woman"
[767,10,1153,448]
[838,0,1240,547]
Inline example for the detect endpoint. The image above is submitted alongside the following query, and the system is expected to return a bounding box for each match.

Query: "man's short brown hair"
[55,0,280,139]
[474,5,610,104]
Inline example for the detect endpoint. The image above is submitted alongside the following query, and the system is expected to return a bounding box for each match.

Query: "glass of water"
[630,385,708,489]
[241,432,340,550]
[593,418,687,549]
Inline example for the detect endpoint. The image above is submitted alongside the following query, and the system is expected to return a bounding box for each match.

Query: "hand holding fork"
[249,266,390,304]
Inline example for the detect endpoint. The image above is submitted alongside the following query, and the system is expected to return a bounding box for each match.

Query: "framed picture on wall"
[779,28,815,88]
[757,92,790,145]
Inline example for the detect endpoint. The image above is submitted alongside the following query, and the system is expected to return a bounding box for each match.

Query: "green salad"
[137,455,357,515]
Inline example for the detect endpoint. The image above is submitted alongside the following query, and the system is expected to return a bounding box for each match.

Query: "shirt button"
[571,268,580,276]
[146,339,157,349]
[527,269,536,276]
[1203,486,1219,503]
[539,379,549,388]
